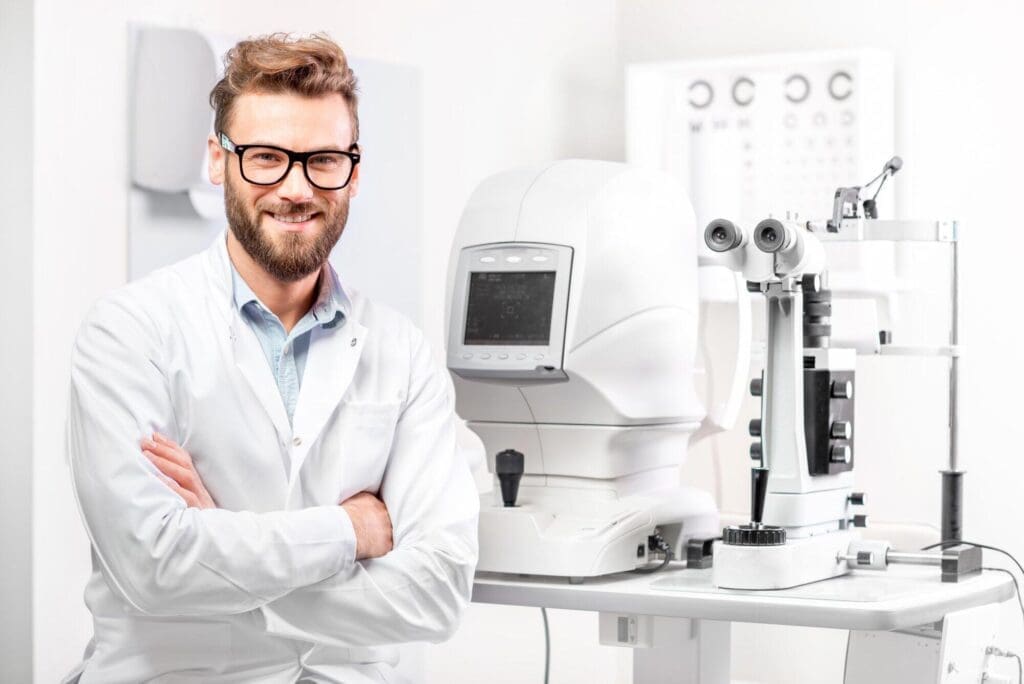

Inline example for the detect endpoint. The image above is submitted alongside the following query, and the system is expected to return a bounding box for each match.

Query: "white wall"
[12,1,1023,682]
[0,0,34,680]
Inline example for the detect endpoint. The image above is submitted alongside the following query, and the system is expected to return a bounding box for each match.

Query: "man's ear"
[347,149,360,199]
[207,134,225,186]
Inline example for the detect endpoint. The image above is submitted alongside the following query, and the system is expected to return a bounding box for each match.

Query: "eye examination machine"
[449,159,1022,683]
[445,160,719,579]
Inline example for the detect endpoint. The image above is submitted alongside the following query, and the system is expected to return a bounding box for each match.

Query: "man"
[65,33,479,683]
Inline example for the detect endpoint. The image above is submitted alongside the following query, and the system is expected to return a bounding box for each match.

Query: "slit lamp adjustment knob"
[495,449,524,507]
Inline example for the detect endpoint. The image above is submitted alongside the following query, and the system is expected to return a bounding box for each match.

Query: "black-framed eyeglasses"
[218,132,361,190]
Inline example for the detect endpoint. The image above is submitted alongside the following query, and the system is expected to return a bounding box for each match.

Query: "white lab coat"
[64,234,479,683]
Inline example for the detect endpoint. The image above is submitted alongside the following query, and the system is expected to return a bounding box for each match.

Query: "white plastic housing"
[445,160,704,444]
[130,25,235,216]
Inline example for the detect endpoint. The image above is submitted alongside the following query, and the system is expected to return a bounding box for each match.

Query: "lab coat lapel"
[288,318,368,487]
[230,314,292,445]
[204,234,293,447]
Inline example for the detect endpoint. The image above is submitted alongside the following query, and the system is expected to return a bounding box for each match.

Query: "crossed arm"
[142,433,393,560]
[69,296,479,645]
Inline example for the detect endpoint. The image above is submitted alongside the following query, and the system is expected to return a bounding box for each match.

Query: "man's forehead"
[229,91,355,149]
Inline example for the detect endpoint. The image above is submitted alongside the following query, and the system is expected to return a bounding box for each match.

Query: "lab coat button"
[292,436,302,447]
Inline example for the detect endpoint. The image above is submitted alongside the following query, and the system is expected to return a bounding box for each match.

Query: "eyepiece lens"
[712,226,728,243]
[762,227,778,243]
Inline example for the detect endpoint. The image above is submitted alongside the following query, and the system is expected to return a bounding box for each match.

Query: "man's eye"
[309,154,342,168]
[251,152,285,164]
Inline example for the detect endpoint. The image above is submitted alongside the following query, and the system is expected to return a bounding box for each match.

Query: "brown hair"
[210,33,359,144]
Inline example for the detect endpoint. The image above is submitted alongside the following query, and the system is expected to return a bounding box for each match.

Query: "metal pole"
[941,234,964,542]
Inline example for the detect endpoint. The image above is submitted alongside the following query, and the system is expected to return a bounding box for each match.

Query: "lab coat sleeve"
[260,327,480,646]
[68,295,357,617]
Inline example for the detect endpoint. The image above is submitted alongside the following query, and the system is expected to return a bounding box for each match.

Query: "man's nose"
[276,162,315,202]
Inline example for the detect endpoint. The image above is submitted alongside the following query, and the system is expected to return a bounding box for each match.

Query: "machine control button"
[848,492,867,506]
[830,444,851,464]
[480,256,496,263]
[750,378,763,397]
[505,255,523,263]
[516,353,527,360]
[535,354,545,360]
[831,380,854,399]
[830,421,853,439]
[531,255,549,262]
[498,353,509,360]
[479,353,491,360]
[749,443,763,460]
[748,419,762,437]
[462,353,473,360]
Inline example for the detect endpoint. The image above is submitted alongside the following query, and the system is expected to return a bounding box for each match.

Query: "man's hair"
[210,33,359,144]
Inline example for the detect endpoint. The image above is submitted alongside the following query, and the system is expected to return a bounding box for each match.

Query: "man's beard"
[224,176,349,282]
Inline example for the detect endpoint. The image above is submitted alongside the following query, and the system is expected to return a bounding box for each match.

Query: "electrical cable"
[986,644,1023,684]
[983,568,1024,629]
[922,540,1024,580]
[633,533,674,574]
[540,607,550,684]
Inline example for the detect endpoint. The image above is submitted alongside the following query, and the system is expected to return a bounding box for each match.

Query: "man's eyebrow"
[241,139,357,151]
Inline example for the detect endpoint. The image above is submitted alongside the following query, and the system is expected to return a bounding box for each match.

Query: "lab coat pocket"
[330,400,402,494]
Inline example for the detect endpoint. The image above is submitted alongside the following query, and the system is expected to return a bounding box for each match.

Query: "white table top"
[472,564,1015,631]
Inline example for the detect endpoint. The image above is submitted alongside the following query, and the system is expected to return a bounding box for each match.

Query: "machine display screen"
[464,271,557,345]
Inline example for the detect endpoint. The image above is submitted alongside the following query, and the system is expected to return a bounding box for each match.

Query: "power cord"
[634,532,674,574]
[922,540,1024,580]
[540,607,550,684]
[983,568,1024,630]
[986,646,1022,684]
[922,540,1024,683]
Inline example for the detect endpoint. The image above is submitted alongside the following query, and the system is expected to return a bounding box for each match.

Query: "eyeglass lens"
[241,147,354,189]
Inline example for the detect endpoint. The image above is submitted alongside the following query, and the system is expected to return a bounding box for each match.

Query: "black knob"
[830,421,852,439]
[749,419,762,437]
[746,281,762,293]
[750,378,763,397]
[495,449,525,507]
[851,514,868,528]
[749,443,763,461]
[751,467,770,524]
[878,330,893,345]
[848,492,867,506]
[831,380,854,399]
[830,444,851,464]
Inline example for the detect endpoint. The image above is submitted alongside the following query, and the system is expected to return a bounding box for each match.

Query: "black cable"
[540,607,550,684]
[922,539,1024,580]
[633,534,674,574]
[983,567,1024,629]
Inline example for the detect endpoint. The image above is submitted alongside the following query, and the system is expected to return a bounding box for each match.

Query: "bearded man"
[65,33,478,684]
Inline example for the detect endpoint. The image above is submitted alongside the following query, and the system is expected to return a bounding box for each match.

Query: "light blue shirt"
[231,264,348,424]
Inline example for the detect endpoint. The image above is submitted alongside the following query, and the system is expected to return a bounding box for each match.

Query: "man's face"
[207,91,359,282]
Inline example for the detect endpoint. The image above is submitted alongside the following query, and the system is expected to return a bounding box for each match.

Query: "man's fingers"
[149,436,193,466]
[143,436,191,468]
[158,473,200,508]
[143,450,198,490]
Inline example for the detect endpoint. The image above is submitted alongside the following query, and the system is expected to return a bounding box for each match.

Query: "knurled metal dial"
[722,524,787,546]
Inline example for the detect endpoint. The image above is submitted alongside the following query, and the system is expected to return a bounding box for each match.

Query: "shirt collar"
[230,260,349,328]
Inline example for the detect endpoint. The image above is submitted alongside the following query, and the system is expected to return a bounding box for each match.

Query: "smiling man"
[65,34,478,683]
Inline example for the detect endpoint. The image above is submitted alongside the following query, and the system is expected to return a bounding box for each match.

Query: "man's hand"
[142,433,217,509]
[341,492,393,560]
[143,433,393,559]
